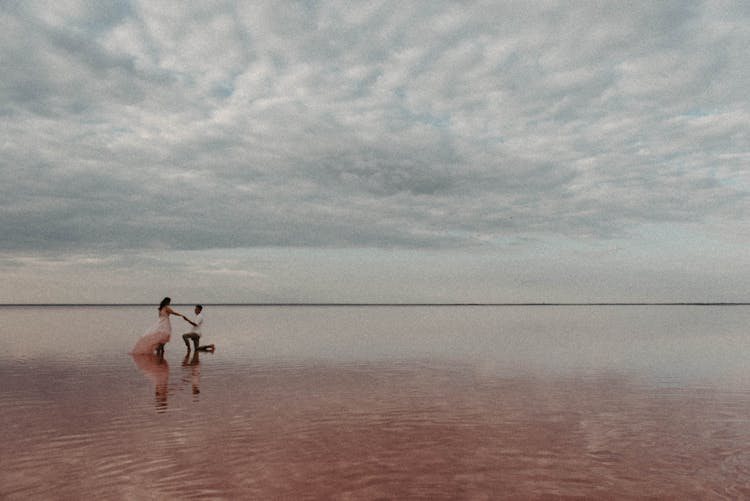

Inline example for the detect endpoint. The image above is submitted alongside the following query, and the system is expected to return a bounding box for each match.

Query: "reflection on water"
[181,351,201,397]
[2,306,750,499]
[132,354,171,412]
[132,352,206,410]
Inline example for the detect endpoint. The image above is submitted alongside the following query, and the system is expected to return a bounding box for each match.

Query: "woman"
[131,297,191,355]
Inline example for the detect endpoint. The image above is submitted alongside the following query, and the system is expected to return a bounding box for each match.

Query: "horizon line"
[1,302,749,307]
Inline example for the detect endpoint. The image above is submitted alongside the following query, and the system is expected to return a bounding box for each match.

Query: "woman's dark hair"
[159,297,171,310]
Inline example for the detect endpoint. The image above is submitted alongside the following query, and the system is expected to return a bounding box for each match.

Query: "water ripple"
[5,306,750,498]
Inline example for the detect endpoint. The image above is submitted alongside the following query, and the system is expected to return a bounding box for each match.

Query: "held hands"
[182,315,197,327]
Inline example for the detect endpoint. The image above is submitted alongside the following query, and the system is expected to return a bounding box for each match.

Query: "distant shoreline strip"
[1,303,749,307]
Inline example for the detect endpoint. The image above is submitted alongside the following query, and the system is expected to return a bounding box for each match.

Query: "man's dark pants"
[183,333,199,350]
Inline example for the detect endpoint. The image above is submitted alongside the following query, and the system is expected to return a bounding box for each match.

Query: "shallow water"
[2,305,750,499]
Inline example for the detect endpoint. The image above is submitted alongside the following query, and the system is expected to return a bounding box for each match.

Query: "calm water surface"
[2,305,750,499]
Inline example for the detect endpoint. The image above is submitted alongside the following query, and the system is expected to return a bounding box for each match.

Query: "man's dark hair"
[195,304,203,311]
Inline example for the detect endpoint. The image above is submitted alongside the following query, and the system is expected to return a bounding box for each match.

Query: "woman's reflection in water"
[131,354,170,412]
[182,351,201,399]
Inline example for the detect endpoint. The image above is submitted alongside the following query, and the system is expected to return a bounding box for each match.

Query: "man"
[182,305,205,352]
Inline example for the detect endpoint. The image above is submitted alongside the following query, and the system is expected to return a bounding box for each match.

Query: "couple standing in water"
[131,297,214,355]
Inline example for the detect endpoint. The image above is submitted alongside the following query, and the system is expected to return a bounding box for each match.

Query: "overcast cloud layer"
[1,1,749,302]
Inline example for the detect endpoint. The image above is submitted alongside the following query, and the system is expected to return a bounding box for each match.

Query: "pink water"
[2,306,750,499]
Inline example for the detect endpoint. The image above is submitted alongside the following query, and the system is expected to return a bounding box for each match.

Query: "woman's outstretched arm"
[164,306,188,320]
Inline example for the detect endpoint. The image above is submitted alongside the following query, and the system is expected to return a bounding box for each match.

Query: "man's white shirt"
[190,313,204,336]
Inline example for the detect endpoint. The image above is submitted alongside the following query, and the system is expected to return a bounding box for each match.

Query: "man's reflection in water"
[182,351,201,399]
[131,354,170,412]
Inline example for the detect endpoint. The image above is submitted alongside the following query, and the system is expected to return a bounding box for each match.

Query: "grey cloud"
[1,1,748,255]
[0,4,175,118]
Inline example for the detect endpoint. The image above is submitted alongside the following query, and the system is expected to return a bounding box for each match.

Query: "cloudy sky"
[1,1,749,303]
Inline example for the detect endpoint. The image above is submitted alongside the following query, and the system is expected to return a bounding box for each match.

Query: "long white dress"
[131,308,171,354]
